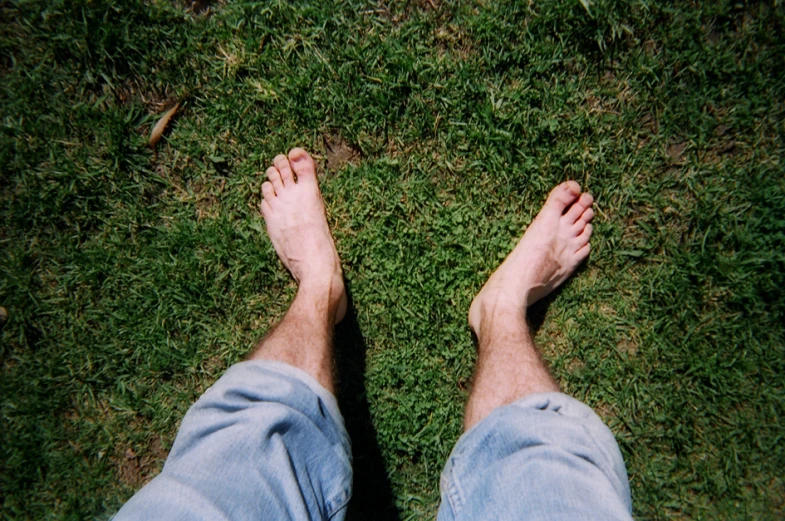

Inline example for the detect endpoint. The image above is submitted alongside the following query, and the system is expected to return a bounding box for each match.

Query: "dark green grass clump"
[1,1,784,519]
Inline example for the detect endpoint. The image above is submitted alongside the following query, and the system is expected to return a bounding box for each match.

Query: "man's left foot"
[261,148,347,323]
[469,181,594,336]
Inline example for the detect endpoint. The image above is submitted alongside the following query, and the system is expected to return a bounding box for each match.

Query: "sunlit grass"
[1,1,783,519]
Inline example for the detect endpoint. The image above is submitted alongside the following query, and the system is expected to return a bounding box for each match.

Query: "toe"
[565,192,594,223]
[571,207,595,235]
[262,180,276,200]
[575,242,591,262]
[580,207,595,223]
[545,181,581,211]
[288,147,317,184]
[260,199,273,217]
[574,223,593,250]
[266,166,283,190]
[274,154,294,185]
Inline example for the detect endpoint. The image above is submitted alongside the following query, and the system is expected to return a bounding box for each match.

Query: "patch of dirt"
[594,401,618,423]
[200,353,227,378]
[115,436,168,488]
[434,23,476,59]
[583,92,619,117]
[369,0,450,25]
[191,178,224,221]
[636,111,659,145]
[186,0,213,15]
[666,142,687,164]
[322,133,359,174]
[568,358,586,375]
[617,336,638,357]
[708,123,737,156]
[154,152,225,220]
[765,476,785,513]
[62,395,170,489]
[643,38,660,57]
[419,0,442,10]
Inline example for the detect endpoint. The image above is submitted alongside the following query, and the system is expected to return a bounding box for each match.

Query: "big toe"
[545,181,581,211]
[288,148,317,184]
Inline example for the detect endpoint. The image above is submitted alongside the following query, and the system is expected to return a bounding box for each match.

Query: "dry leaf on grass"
[149,102,180,148]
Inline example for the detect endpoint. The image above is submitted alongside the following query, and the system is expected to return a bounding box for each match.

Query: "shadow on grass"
[333,264,586,521]
[334,284,401,521]
[528,262,589,336]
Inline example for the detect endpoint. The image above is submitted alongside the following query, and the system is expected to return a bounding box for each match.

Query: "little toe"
[565,192,594,223]
[575,242,591,261]
[260,199,273,218]
[273,154,295,185]
[288,147,317,184]
[266,167,284,190]
[545,181,581,211]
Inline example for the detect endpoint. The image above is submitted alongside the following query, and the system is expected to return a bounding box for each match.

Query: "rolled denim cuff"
[114,360,352,521]
[438,392,632,521]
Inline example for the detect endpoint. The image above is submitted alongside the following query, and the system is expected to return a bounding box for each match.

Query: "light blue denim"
[438,393,632,521]
[114,360,632,521]
[113,361,352,521]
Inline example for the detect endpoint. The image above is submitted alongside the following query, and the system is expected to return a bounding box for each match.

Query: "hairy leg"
[249,148,347,394]
[464,181,594,430]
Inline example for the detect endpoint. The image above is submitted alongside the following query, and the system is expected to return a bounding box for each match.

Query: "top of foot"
[468,181,595,336]
[261,148,347,323]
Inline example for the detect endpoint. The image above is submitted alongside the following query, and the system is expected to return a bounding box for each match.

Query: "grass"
[1,0,784,519]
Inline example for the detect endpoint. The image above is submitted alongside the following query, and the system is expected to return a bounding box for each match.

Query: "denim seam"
[445,456,465,515]
[578,422,630,509]
[325,486,353,520]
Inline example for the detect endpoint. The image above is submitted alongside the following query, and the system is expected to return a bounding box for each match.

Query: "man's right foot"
[468,181,594,336]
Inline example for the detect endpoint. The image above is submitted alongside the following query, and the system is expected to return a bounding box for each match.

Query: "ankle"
[296,275,345,320]
[469,289,528,338]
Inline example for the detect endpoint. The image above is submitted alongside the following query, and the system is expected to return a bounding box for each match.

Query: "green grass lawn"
[2,0,784,519]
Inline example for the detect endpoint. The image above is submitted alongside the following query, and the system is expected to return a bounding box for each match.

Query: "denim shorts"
[113,360,632,521]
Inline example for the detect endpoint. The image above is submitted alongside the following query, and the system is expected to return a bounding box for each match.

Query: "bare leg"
[464,181,595,430]
[249,148,347,394]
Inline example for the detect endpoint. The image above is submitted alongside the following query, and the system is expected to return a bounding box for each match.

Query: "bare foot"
[469,181,594,336]
[260,148,347,323]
